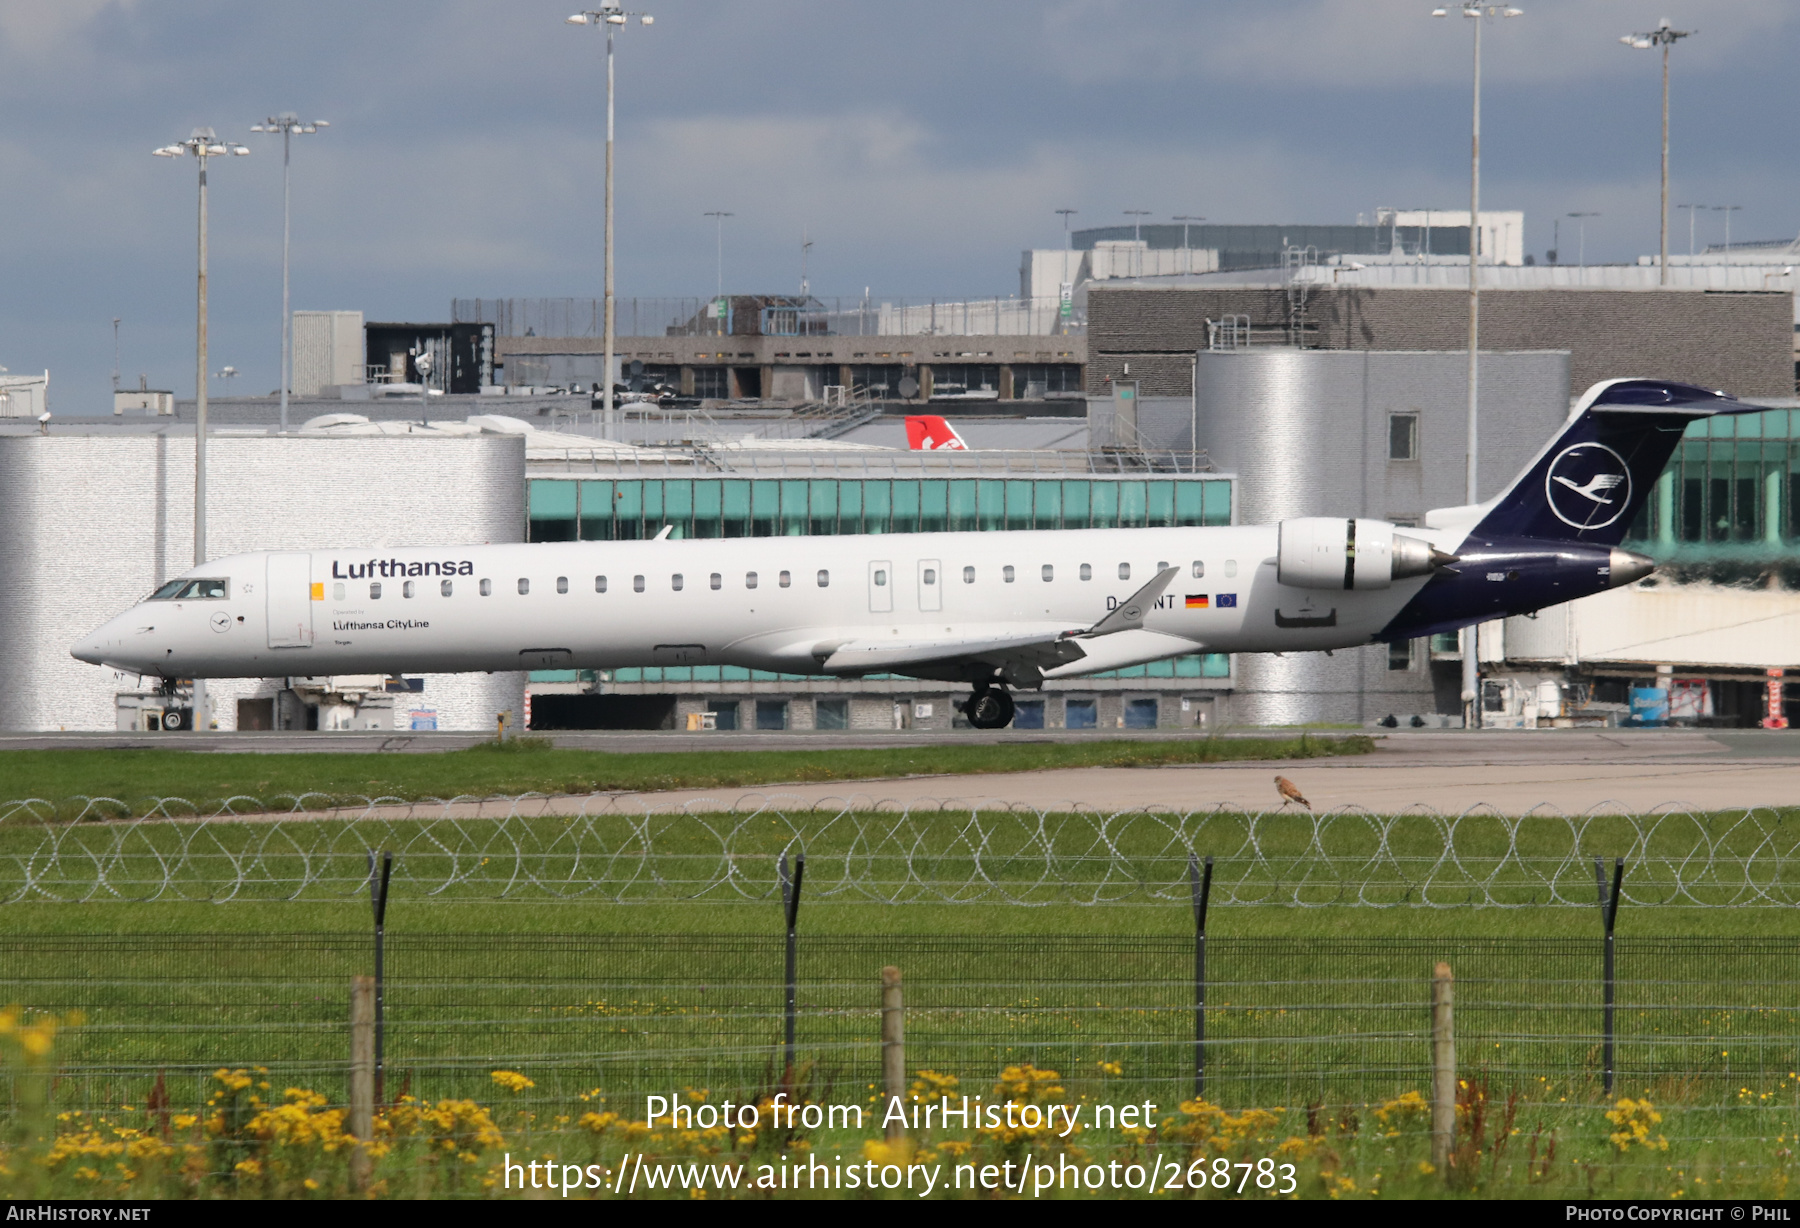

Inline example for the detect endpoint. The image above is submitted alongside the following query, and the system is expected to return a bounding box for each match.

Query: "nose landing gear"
[965,684,1015,730]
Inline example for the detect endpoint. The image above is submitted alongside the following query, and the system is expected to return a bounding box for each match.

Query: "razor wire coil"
[3,793,1799,906]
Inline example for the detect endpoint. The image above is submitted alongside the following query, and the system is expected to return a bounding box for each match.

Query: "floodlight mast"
[153,127,249,731]
[567,6,655,439]
[250,114,328,433]
[1621,20,1694,287]
[1432,3,1522,732]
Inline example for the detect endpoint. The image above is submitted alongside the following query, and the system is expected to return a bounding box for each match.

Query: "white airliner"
[72,379,1747,728]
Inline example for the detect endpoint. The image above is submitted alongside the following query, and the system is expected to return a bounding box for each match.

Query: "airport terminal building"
[3,258,1797,732]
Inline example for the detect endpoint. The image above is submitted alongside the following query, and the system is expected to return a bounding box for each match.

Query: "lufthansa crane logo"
[1544,443,1631,529]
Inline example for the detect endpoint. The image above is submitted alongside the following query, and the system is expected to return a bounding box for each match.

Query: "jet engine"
[1276,517,1455,591]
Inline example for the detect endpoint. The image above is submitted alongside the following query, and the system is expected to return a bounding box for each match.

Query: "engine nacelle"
[1277,518,1449,591]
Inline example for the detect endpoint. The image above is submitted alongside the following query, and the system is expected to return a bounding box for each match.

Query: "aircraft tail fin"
[1449,379,1757,545]
[905,415,968,451]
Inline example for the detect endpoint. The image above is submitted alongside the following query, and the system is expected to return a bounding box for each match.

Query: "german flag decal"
[1185,594,1209,609]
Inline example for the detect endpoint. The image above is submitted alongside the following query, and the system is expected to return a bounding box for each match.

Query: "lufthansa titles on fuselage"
[331,559,475,579]
[331,619,432,631]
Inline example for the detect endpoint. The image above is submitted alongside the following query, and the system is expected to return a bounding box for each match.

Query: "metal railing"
[454,296,1087,339]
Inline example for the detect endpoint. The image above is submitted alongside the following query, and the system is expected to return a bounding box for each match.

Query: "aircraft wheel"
[966,687,1014,730]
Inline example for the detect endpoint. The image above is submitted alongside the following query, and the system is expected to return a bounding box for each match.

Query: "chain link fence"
[7,934,1799,1120]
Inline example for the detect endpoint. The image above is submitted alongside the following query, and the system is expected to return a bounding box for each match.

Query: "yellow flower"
[863,1138,914,1166]
[1605,1098,1669,1152]
[490,1070,535,1094]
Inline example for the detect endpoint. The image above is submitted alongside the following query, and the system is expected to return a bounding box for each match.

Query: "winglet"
[1081,566,1179,637]
[653,524,674,541]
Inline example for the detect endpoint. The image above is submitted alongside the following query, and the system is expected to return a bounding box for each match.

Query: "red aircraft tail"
[905,415,968,451]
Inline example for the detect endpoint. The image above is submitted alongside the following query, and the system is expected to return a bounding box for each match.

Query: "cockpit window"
[148,578,228,601]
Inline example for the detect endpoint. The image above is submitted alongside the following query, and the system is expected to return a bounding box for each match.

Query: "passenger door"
[266,553,314,648]
[868,560,893,613]
[917,558,942,612]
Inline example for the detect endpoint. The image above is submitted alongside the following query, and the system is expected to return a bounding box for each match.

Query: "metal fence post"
[1596,855,1624,1095]
[1431,961,1455,1174]
[779,850,806,1077]
[367,850,393,1103]
[882,966,905,1140]
[1189,853,1213,1100]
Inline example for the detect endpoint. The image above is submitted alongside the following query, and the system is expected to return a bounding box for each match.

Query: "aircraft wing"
[817,565,1188,686]
[819,629,1088,684]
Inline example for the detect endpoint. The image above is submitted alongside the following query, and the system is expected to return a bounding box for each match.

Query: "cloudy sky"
[2,0,1793,409]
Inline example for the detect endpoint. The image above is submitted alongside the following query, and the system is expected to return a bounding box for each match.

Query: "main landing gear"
[965,684,1015,730]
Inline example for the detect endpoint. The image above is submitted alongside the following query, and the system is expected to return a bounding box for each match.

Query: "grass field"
[2,737,1795,1200]
[0,734,1369,816]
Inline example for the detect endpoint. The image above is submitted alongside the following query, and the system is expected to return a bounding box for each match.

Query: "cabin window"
[439,580,451,597]
[963,565,975,583]
[404,581,415,599]
[672,574,684,591]
[747,571,759,589]
[817,569,830,587]
[1224,559,1238,578]
[1003,565,1015,583]
[479,579,492,596]
[922,568,936,585]
[595,575,608,593]
[710,573,722,590]
[779,570,792,588]
[1041,564,1053,582]
[518,578,530,595]
[1192,560,1205,578]
[332,582,345,600]
[556,576,568,594]
[633,575,645,593]
[1118,562,1131,581]
[370,582,382,600]
[1157,560,1168,572]
[1079,563,1091,581]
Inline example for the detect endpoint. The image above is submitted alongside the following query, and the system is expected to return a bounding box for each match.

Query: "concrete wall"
[0,433,526,732]
[1504,582,1800,670]
[1089,285,1793,399]
[1193,348,1572,522]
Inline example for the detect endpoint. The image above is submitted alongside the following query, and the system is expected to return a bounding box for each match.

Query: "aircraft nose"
[70,628,108,665]
[71,613,135,667]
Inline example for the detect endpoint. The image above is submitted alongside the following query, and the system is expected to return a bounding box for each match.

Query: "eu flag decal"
[1217,593,1238,608]
[1185,594,1209,609]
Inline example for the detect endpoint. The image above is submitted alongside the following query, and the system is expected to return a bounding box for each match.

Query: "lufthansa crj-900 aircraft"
[72,379,1750,729]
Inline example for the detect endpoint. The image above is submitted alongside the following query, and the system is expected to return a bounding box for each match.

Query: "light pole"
[1566,211,1599,272]
[1433,3,1522,732]
[1677,203,1705,257]
[155,127,249,733]
[568,5,655,440]
[703,211,732,297]
[111,318,121,392]
[250,114,328,433]
[1712,204,1741,255]
[1622,19,1694,287]
[1055,208,1077,249]
[1173,215,1205,250]
[704,211,732,336]
[1123,209,1150,244]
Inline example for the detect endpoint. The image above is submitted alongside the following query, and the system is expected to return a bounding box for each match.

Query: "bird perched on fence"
[1274,775,1311,811]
